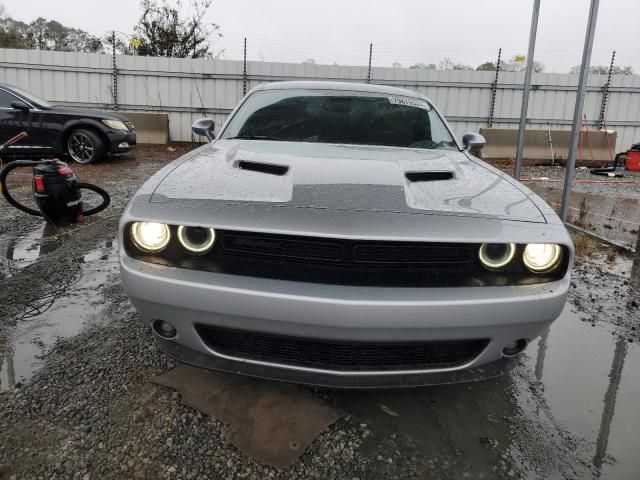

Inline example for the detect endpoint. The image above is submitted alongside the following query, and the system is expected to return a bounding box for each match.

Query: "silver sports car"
[119,81,574,388]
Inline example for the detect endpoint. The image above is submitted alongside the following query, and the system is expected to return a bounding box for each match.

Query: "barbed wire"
[212,36,640,72]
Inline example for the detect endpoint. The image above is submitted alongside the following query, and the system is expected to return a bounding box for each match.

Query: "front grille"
[223,233,344,262]
[221,231,474,266]
[353,244,472,264]
[196,325,490,372]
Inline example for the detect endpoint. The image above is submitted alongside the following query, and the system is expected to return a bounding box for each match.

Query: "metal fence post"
[632,229,640,289]
[366,43,373,84]
[514,0,541,179]
[560,0,600,222]
[242,37,247,96]
[111,31,118,110]
[599,51,615,129]
[488,47,502,127]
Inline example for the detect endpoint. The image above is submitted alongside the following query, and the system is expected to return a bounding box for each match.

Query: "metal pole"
[560,0,600,221]
[366,43,373,84]
[599,51,615,129]
[112,30,118,110]
[631,228,640,289]
[514,0,541,179]
[242,37,247,96]
[488,47,502,128]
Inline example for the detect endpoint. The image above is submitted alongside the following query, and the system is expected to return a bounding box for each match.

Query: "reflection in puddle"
[0,238,118,390]
[524,306,640,479]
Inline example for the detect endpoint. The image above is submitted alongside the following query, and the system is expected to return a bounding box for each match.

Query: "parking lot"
[0,146,638,479]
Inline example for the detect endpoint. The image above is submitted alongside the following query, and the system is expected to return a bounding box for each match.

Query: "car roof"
[255,81,431,102]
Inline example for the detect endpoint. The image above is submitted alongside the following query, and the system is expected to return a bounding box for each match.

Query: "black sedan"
[0,84,136,163]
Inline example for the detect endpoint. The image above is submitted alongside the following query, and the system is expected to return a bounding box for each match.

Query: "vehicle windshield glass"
[222,89,458,150]
[10,86,52,108]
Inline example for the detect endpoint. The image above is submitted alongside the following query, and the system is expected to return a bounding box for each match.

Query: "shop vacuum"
[0,132,110,226]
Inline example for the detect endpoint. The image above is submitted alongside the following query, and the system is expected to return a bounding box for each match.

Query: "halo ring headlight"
[177,226,216,255]
[130,222,170,253]
[478,243,516,271]
[523,243,562,273]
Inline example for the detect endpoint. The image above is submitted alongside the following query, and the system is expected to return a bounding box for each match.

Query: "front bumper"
[109,131,136,153]
[120,254,569,387]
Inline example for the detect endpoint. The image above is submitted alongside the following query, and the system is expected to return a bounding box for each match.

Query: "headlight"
[478,243,516,270]
[523,244,562,273]
[177,226,216,255]
[101,119,128,130]
[130,222,170,253]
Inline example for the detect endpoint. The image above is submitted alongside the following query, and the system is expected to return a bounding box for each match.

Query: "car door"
[0,88,22,150]
[0,87,57,155]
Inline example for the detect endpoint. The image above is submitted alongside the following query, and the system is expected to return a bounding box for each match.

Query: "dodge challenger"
[119,81,574,388]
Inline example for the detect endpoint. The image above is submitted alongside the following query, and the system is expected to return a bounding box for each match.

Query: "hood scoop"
[405,170,454,182]
[237,160,289,176]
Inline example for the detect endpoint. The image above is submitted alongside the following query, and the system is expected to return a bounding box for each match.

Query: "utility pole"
[560,0,600,221]
[514,0,541,179]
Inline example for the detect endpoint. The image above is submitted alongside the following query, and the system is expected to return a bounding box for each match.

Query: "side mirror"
[11,100,31,112]
[462,132,486,151]
[192,118,215,141]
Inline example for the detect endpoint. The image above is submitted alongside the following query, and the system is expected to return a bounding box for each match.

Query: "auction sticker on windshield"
[388,96,431,110]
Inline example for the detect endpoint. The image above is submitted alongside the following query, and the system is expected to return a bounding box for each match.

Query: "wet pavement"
[1,145,639,479]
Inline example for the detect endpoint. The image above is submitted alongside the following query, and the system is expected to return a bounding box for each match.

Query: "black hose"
[590,152,625,177]
[77,182,110,216]
[0,160,45,216]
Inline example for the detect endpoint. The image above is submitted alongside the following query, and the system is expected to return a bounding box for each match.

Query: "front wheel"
[66,129,105,164]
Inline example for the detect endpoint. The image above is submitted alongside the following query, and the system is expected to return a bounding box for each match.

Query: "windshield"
[222,89,458,151]
[10,86,53,108]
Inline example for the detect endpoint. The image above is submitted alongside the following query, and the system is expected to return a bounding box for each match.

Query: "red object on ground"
[627,148,640,171]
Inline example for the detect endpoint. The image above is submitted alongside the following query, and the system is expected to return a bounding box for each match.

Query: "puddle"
[0,238,119,390]
[332,303,640,478]
[0,223,53,276]
[524,308,640,479]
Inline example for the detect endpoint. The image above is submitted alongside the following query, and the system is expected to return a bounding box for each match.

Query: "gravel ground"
[497,164,640,200]
[1,146,639,479]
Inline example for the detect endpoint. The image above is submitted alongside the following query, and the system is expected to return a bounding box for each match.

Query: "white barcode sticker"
[388,96,430,110]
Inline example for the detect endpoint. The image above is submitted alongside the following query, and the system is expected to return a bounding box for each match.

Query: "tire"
[66,129,106,164]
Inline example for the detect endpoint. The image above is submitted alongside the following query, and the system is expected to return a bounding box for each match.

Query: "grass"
[571,232,606,263]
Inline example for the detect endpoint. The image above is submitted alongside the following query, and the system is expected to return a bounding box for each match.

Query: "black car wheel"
[67,129,105,164]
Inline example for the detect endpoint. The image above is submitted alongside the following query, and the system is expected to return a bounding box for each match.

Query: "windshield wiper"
[227,135,281,141]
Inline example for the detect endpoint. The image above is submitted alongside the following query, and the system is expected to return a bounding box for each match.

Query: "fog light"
[153,319,177,339]
[118,142,130,148]
[502,339,527,357]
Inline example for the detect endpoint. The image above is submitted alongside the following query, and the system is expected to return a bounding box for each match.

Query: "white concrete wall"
[1,48,639,149]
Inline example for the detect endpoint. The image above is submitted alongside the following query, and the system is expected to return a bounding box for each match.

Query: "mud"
[1,145,639,479]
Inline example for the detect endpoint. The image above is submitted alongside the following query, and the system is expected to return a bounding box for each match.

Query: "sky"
[2,0,640,73]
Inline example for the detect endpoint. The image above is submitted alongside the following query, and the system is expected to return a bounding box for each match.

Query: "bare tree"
[115,0,222,58]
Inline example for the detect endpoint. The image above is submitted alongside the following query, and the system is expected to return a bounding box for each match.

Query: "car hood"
[151,140,545,223]
[48,105,131,122]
